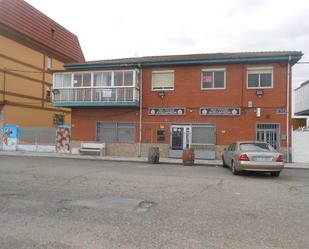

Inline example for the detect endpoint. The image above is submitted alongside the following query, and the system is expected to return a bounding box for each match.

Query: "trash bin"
[182,148,195,166]
[148,147,160,164]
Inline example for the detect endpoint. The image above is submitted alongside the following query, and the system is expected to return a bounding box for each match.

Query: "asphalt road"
[0,156,308,249]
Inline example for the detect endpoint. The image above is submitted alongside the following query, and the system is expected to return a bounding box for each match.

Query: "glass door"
[171,127,184,150]
[171,125,192,150]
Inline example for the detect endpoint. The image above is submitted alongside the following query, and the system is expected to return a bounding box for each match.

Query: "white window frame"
[247,66,273,89]
[53,72,73,88]
[53,70,138,89]
[201,68,226,90]
[73,72,92,88]
[151,70,175,91]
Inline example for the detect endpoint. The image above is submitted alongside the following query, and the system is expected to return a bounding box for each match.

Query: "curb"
[0,151,308,169]
[0,151,221,167]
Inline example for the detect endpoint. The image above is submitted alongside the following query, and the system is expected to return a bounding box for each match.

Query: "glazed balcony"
[295,81,309,115]
[52,70,139,107]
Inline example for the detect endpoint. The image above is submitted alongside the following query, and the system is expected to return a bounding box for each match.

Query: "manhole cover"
[69,197,155,212]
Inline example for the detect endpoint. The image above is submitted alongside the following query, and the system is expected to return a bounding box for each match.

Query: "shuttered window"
[191,125,216,145]
[247,67,273,88]
[96,122,135,143]
[152,70,174,90]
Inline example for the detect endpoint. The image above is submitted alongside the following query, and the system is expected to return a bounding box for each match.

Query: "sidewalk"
[0,150,308,169]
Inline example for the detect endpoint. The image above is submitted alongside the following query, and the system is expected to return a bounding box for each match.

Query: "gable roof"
[64,51,303,70]
[0,0,85,62]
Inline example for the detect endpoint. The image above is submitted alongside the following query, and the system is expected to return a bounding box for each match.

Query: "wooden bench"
[79,143,105,156]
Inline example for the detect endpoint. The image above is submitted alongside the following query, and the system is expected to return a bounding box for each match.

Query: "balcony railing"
[52,70,139,107]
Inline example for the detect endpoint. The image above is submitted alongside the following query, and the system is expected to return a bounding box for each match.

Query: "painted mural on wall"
[56,125,71,153]
[2,125,19,151]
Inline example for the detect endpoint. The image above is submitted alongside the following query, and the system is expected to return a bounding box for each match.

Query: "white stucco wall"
[292,129,309,163]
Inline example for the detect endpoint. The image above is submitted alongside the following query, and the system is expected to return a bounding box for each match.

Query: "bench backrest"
[80,143,105,149]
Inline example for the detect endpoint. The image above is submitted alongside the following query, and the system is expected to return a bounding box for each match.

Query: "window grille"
[96,122,135,143]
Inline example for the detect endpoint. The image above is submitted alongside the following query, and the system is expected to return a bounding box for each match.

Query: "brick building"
[52,51,302,159]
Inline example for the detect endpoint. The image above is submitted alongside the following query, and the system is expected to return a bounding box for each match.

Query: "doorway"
[171,125,191,151]
[256,123,280,150]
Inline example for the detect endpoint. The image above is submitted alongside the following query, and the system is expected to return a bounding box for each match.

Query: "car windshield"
[239,143,274,152]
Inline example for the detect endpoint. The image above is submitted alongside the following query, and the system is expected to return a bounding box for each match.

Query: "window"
[103,72,112,86]
[191,125,216,145]
[73,72,91,87]
[94,72,113,87]
[157,129,165,142]
[93,72,103,86]
[124,71,133,86]
[46,87,51,98]
[47,56,52,69]
[96,122,135,143]
[114,72,123,86]
[54,70,136,89]
[73,73,82,87]
[239,142,274,152]
[54,73,72,88]
[82,73,91,86]
[247,67,273,88]
[53,114,64,125]
[152,70,174,91]
[201,69,225,89]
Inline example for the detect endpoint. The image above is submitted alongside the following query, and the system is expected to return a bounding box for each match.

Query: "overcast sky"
[26,0,309,89]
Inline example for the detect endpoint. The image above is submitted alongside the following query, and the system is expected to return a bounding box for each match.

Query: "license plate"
[255,157,273,162]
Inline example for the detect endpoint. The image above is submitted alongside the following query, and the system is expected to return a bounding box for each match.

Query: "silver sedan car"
[222,141,284,177]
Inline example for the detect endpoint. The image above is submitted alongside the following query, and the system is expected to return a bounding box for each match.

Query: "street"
[0,156,308,249]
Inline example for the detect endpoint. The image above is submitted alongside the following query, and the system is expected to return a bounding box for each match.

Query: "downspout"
[286,56,291,162]
[138,64,143,157]
[3,69,6,101]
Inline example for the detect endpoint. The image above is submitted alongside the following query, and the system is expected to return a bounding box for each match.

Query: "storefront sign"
[276,109,286,115]
[2,125,19,151]
[148,108,185,115]
[200,107,241,116]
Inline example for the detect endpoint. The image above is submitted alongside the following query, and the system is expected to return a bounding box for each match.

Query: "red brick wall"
[71,62,290,147]
[71,108,139,141]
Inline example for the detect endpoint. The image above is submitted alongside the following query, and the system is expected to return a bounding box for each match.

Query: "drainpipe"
[286,56,291,162]
[3,69,6,102]
[138,64,143,157]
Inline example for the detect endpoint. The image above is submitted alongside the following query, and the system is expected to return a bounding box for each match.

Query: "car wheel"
[231,161,239,175]
[222,156,228,168]
[270,171,280,177]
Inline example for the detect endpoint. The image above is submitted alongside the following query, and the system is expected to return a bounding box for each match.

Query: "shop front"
[169,124,216,159]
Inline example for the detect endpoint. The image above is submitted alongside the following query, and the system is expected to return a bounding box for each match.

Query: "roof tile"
[0,0,85,62]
